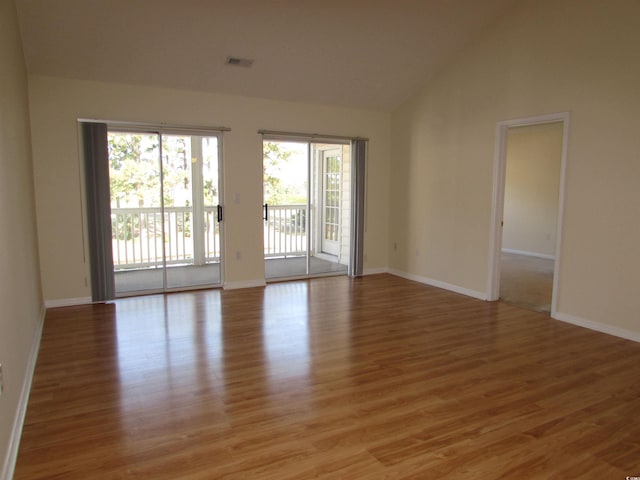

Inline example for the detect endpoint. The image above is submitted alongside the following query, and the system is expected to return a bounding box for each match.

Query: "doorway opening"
[108,129,224,296]
[488,113,570,315]
[262,138,351,280]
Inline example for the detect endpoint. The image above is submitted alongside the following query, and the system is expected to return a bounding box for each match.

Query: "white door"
[321,148,341,257]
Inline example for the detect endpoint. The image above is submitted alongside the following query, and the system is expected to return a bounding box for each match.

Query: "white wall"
[0,0,44,476]
[390,0,640,337]
[28,76,390,302]
[503,122,563,257]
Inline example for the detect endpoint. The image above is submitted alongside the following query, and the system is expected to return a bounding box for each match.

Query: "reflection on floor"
[18,275,640,478]
[115,263,221,295]
[115,256,347,295]
[500,252,554,314]
[265,256,348,279]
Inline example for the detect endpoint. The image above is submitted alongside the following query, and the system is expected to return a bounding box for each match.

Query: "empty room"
[1,0,639,478]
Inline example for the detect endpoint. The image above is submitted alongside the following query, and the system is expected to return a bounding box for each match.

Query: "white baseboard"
[502,248,555,261]
[363,267,388,275]
[223,279,266,290]
[1,304,45,480]
[388,269,487,301]
[45,296,92,308]
[553,311,640,343]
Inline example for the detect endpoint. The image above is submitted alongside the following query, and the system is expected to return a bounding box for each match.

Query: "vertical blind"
[349,139,367,277]
[82,122,115,301]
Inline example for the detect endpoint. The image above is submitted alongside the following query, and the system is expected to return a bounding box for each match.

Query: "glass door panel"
[263,139,351,280]
[109,130,222,296]
[263,141,309,279]
[163,134,222,290]
[202,136,222,276]
[109,132,165,295]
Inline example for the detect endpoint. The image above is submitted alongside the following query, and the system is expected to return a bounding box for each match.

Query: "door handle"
[263,203,268,221]
[217,205,223,222]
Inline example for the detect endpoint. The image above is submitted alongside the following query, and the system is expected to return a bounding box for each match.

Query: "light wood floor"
[14,274,640,479]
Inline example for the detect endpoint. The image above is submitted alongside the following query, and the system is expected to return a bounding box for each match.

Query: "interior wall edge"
[363,267,389,276]
[44,297,93,309]
[388,269,487,301]
[0,309,45,480]
[553,311,640,344]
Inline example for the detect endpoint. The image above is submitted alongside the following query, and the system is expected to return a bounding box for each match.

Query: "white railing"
[112,204,308,269]
[111,206,220,270]
[264,204,308,258]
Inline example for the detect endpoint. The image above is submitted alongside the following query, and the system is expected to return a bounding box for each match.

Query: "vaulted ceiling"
[15,0,517,111]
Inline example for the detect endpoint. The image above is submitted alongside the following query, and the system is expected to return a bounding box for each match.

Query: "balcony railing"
[111,204,308,270]
[111,206,220,270]
[264,204,308,258]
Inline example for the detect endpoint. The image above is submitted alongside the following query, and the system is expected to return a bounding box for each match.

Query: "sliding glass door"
[262,138,351,280]
[109,130,223,295]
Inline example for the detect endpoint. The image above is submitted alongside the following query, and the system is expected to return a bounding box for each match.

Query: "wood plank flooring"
[13,274,640,479]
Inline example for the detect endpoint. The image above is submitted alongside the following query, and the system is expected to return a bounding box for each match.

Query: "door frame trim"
[487,112,570,317]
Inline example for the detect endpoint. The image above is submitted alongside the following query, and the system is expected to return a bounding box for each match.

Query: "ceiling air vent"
[225,56,254,68]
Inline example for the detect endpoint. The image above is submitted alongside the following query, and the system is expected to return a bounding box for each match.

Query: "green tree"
[263,141,307,205]
[161,135,190,208]
[263,141,291,205]
[109,133,199,240]
[108,133,161,208]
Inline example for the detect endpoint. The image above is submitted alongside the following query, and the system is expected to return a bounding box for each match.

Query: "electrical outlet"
[0,364,4,397]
